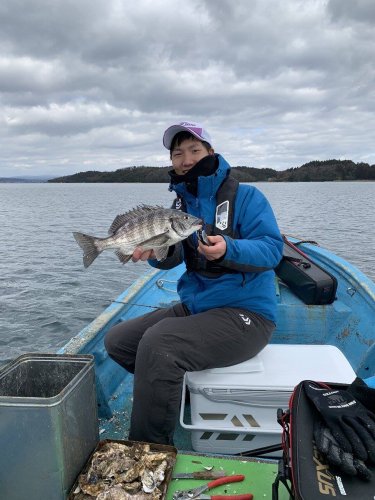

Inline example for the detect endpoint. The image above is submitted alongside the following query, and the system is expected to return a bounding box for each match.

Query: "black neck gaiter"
[168,154,219,196]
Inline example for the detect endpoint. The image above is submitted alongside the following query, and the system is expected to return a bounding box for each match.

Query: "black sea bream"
[73,205,202,268]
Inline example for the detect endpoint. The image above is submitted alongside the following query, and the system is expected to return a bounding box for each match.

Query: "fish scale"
[73,205,202,268]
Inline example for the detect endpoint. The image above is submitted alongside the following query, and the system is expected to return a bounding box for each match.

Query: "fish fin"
[108,214,130,235]
[73,232,101,268]
[140,232,171,248]
[115,250,132,264]
[154,246,169,261]
[108,205,165,235]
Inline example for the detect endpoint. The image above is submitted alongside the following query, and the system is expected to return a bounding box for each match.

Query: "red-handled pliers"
[172,475,252,500]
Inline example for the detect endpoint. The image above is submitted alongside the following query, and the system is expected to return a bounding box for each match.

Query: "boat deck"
[57,240,375,489]
[97,379,288,500]
[97,369,191,451]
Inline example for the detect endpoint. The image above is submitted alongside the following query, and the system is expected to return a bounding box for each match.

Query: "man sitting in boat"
[104,120,284,445]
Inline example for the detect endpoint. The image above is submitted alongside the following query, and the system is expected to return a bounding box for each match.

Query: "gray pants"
[104,303,275,445]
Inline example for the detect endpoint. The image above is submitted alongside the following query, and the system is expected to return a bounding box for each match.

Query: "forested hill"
[48,159,375,183]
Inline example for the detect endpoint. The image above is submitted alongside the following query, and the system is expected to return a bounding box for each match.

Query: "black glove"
[303,381,375,463]
[347,377,375,413]
[313,418,372,479]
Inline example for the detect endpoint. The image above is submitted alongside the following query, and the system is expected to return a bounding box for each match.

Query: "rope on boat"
[283,233,319,246]
[110,279,178,308]
[111,301,160,309]
[156,279,179,293]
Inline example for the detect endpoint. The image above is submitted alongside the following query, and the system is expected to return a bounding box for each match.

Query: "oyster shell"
[142,453,170,468]
[121,461,145,483]
[96,486,129,499]
[141,468,156,493]
[122,481,141,493]
[153,460,167,484]
[141,460,167,493]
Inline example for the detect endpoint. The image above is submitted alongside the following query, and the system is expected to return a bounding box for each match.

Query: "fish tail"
[73,232,102,268]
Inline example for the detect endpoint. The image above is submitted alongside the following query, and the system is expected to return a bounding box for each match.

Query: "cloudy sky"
[1,0,374,177]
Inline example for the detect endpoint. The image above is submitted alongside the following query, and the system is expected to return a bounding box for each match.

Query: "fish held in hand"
[73,205,202,268]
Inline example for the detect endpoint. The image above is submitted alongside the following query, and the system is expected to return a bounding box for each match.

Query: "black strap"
[210,175,239,237]
[283,255,311,269]
[237,442,283,457]
[272,460,294,500]
[174,175,239,238]
[174,175,239,276]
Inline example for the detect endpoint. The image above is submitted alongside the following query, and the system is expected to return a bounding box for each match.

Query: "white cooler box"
[180,344,356,455]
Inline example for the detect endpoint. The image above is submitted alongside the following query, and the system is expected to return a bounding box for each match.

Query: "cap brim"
[163,125,189,149]
[163,125,210,149]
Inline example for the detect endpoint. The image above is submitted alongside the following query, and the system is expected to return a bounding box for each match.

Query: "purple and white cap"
[163,121,212,150]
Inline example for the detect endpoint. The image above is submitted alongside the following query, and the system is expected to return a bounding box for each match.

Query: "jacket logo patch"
[216,201,229,230]
[239,314,251,325]
[175,198,182,210]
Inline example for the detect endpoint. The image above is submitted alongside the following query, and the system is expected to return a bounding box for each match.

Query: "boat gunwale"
[58,268,161,355]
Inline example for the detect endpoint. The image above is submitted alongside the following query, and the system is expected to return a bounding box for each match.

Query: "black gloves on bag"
[313,419,372,479]
[303,380,375,479]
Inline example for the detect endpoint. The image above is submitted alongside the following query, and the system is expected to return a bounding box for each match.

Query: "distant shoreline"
[47,160,375,183]
[1,159,374,183]
[1,179,374,184]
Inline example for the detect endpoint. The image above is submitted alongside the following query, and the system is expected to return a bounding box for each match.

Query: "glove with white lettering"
[313,418,372,479]
[303,381,375,466]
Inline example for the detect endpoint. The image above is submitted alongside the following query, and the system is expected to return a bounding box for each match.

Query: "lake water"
[0,182,374,363]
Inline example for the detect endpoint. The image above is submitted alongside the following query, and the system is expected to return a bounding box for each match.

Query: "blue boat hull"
[58,240,375,446]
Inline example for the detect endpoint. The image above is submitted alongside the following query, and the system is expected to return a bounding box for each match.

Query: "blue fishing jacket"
[149,154,283,323]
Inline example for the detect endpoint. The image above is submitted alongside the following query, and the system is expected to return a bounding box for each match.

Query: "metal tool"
[172,470,227,480]
[172,474,246,500]
[195,495,253,500]
[197,229,212,246]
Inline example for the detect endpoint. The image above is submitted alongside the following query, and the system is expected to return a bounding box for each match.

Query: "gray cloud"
[0,0,374,176]
[328,0,375,24]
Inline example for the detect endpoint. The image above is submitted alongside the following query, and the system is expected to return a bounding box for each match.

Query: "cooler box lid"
[185,344,356,392]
